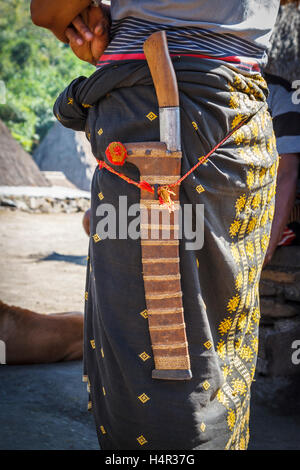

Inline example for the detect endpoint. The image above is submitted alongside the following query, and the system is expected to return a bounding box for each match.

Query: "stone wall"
[0,194,90,214]
[258,246,300,376]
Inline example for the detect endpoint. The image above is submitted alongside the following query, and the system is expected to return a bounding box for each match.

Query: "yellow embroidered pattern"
[140,309,148,319]
[222,365,232,379]
[100,425,106,435]
[146,112,157,121]
[246,169,255,189]
[93,234,101,243]
[231,378,247,396]
[229,94,239,109]
[235,271,243,291]
[235,194,246,216]
[139,352,151,362]
[239,345,254,363]
[229,220,241,238]
[219,317,233,336]
[247,217,257,234]
[202,380,210,391]
[227,409,236,431]
[214,82,278,449]
[217,340,226,360]
[217,389,230,408]
[231,114,245,129]
[138,393,150,404]
[200,422,206,432]
[137,435,148,446]
[252,192,261,210]
[204,340,213,350]
[227,295,240,314]
[196,184,205,194]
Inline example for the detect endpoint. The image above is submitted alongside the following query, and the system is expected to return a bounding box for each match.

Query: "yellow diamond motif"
[139,352,150,362]
[200,422,206,432]
[90,339,96,349]
[204,340,212,350]
[102,386,106,396]
[196,184,205,194]
[101,348,104,358]
[82,103,92,108]
[88,401,92,410]
[100,425,106,435]
[146,112,157,121]
[202,380,210,391]
[67,97,73,105]
[138,393,150,404]
[85,291,88,301]
[192,121,198,130]
[137,435,147,446]
[98,192,104,200]
[93,233,101,243]
[97,128,103,135]
[140,309,148,319]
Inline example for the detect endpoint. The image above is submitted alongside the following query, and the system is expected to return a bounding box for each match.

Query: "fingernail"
[76,38,83,45]
[86,32,93,40]
[95,25,103,35]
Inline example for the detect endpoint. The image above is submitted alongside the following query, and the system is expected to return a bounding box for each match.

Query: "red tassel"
[139,181,154,193]
[105,142,127,166]
[157,186,176,213]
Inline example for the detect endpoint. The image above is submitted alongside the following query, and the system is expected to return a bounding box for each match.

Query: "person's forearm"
[30,0,91,42]
[264,153,299,265]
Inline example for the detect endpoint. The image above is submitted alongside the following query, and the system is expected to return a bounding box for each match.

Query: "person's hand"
[65,5,110,65]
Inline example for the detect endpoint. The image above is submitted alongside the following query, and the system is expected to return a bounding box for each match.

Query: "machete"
[108,31,192,380]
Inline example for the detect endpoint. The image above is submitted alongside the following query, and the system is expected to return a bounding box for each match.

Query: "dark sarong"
[54,58,278,450]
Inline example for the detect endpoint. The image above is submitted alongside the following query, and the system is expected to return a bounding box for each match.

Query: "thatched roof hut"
[0,120,50,187]
[266,3,300,82]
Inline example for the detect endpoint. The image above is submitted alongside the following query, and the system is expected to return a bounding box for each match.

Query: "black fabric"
[264,72,292,92]
[54,58,278,450]
[272,112,300,138]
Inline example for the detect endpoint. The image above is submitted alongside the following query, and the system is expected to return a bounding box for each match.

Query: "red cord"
[97,118,247,198]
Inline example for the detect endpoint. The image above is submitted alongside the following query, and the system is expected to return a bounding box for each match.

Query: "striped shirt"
[97,17,271,73]
[266,73,300,155]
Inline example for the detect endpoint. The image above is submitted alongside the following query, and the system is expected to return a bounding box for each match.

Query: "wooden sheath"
[124,143,192,380]
[114,32,192,380]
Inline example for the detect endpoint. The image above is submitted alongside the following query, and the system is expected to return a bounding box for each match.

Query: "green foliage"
[0,0,93,152]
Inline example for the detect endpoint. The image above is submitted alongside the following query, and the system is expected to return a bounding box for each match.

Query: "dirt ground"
[0,208,89,313]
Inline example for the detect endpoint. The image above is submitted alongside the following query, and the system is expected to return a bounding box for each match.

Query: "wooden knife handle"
[143,31,179,108]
